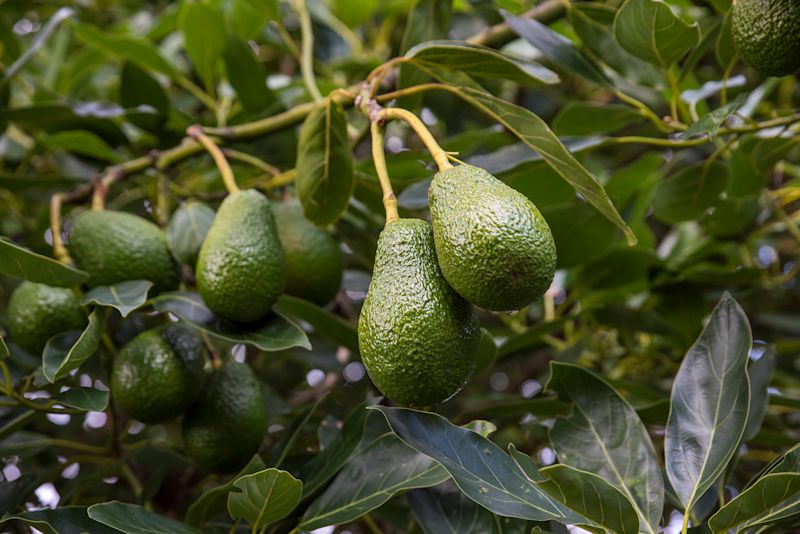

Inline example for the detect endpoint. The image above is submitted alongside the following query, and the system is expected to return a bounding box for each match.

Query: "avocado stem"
[370,121,399,224]
[187,125,240,194]
[49,193,71,264]
[377,107,453,171]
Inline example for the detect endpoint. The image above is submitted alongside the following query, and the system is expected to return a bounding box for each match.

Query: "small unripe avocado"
[68,210,180,293]
[428,164,556,312]
[196,190,287,323]
[111,323,208,424]
[732,0,800,76]
[6,282,85,354]
[181,360,267,473]
[358,219,480,407]
[273,200,343,306]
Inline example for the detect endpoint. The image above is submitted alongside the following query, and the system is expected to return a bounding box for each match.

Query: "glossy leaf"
[545,362,663,533]
[275,295,358,354]
[0,237,88,287]
[185,455,266,527]
[666,293,752,511]
[42,309,107,383]
[41,130,121,162]
[166,202,215,266]
[552,102,641,136]
[227,468,302,530]
[179,3,226,87]
[295,99,355,225]
[73,22,177,78]
[223,36,275,113]
[152,291,310,351]
[54,387,109,412]
[452,86,636,245]
[80,280,152,318]
[613,0,700,67]
[88,501,202,534]
[6,506,119,534]
[708,473,800,532]
[652,162,729,224]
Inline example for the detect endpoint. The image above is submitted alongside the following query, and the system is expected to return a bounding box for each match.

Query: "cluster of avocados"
[358,164,556,407]
[4,188,342,473]
[731,0,800,76]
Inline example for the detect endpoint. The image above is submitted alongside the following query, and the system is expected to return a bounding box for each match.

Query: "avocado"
[68,210,180,294]
[428,164,556,311]
[358,218,480,407]
[196,190,287,323]
[181,360,267,473]
[732,0,800,76]
[273,200,343,306]
[6,282,86,354]
[111,323,208,424]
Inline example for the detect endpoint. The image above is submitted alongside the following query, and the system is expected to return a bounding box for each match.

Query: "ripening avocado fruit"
[196,190,287,323]
[68,210,180,293]
[6,282,86,354]
[428,164,556,312]
[273,200,343,306]
[732,0,800,76]
[181,360,267,473]
[358,218,480,407]
[111,323,208,424]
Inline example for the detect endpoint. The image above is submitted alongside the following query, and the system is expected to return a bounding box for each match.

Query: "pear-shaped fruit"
[428,164,556,311]
[182,360,267,473]
[732,0,800,76]
[358,218,480,407]
[6,282,86,354]
[273,200,342,306]
[68,210,180,293]
[112,323,208,424]
[196,190,287,323]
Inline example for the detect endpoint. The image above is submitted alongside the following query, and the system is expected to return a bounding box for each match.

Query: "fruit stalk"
[187,125,240,193]
[377,107,452,171]
[369,121,399,223]
[49,193,71,264]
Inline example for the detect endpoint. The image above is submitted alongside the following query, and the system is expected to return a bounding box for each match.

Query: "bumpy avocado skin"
[358,219,480,407]
[6,282,86,354]
[273,200,343,306]
[112,323,208,424]
[181,361,267,473]
[68,210,179,294]
[196,190,287,323]
[732,0,800,76]
[428,165,556,312]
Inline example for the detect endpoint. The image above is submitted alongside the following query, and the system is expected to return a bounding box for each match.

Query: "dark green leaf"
[0,337,7,358]
[0,173,86,191]
[652,162,729,224]
[179,3,227,87]
[613,0,700,67]
[223,36,275,113]
[708,473,800,532]
[552,102,641,136]
[42,309,107,383]
[744,347,776,441]
[268,394,327,467]
[185,456,266,527]
[226,0,279,40]
[295,99,354,225]
[0,475,35,516]
[80,280,152,318]
[5,506,120,534]
[152,291,310,351]
[397,0,452,104]
[541,202,617,268]
[120,61,169,116]
[716,9,737,69]
[0,104,126,145]
[41,130,121,162]
[88,501,202,534]
[166,201,215,266]
[0,237,88,287]
[227,468,302,530]
[73,23,178,78]
[473,328,498,375]
[54,387,109,411]
[665,293,752,512]
[275,295,358,354]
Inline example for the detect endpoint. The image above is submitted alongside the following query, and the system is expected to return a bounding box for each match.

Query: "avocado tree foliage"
[0,0,799,532]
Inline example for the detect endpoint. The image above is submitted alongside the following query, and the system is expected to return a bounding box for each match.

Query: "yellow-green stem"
[292,0,323,101]
[378,107,452,171]
[370,121,399,224]
[222,148,280,176]
[49,193,70,263]
[187,126,240,194]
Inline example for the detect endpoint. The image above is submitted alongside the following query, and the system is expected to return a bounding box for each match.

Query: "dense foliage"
[0,0,799,533]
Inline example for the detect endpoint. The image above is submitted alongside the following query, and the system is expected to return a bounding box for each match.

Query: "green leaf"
[538,464,639,534]
[716,9,737,69]
[680,95,745,141]
[42,309,107,383]
[451,87,636,245]
[0,237,88,287]
[179,3,227,87]
[665,293,752,512]
[0,173,86,192]
[372,406,582,523]
[545,362,663,533]
[613,0,700,67]
[120,60,170,116]
[473,328,497,375]
[54,387,109,412]
[185,456,266,527]
[397,0,452,105]
[274,295,358,354]
[80,280,153,318]
[0,337,7,358]
[88,501,202,534]
[497,319,568,358]
[708,473,800,532]
[552,102,641,136]
[73,22,178,78]
[542,202,617,268]
[744,347,776,441]
[0,104,126,145]
[152,291,310,352]
[405,40,559,85]
[501,10,610,86]
[166,201,215,266]
[652,162,729,224]
[5,506,119,534]
[0,475,35,517]
[295,99,354,225]
[41,130,121,162]
[267,394,327,468]
[223,36,275,113]
[226,0,278,40]
[300,432,447,530]
[227,468,302,530]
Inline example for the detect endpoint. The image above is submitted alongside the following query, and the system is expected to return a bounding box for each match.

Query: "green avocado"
[6,282,86,354]
[181,360,267,473]
[358,218,480,407]
[196,190,287,323]
[732,0,800,76]
[111,323,208,424]
[428,164,556,312]
[68,210,180,294]
[273,200,343,306]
